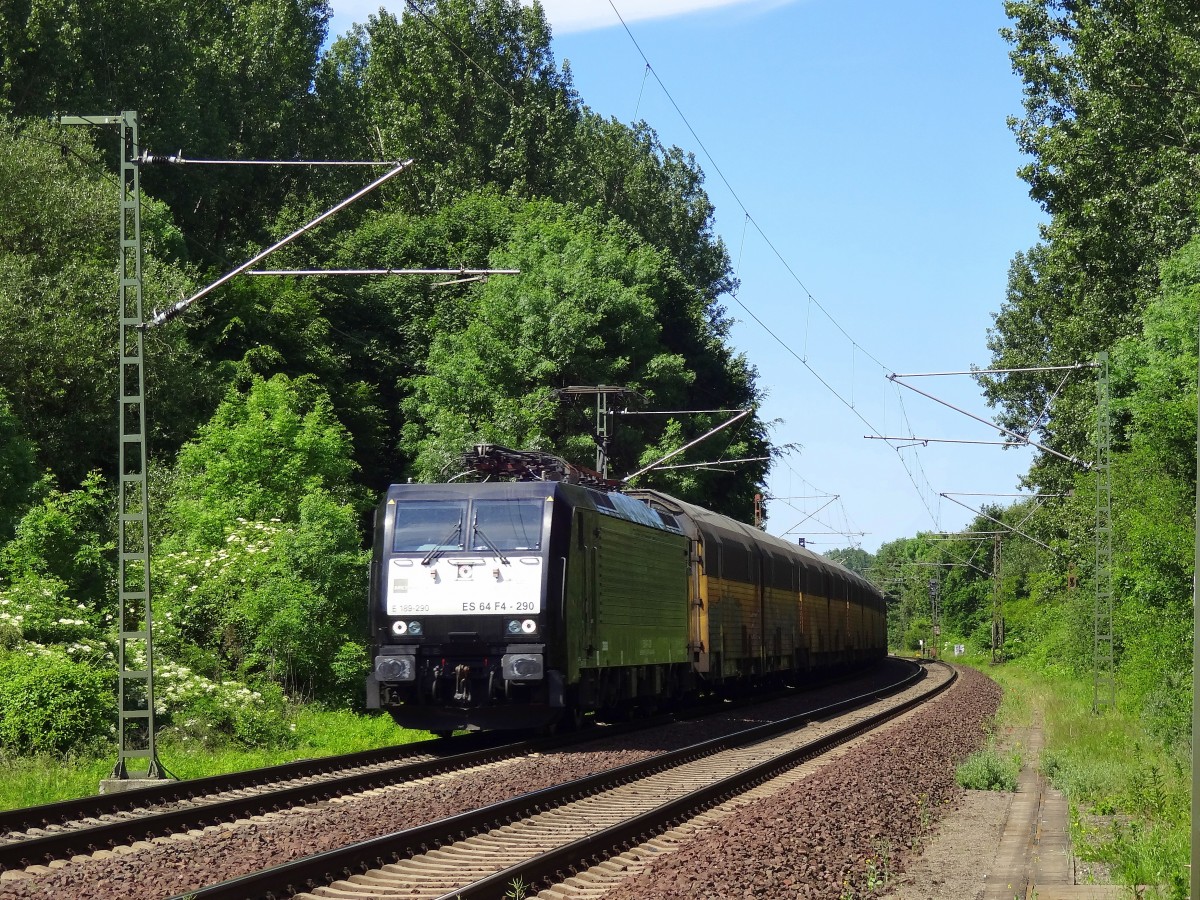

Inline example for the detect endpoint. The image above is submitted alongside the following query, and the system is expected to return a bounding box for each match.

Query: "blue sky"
[327,0,1047,553]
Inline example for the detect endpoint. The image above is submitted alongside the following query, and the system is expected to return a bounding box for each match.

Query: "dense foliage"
[0,0,772,754]
[863,0,1200,772]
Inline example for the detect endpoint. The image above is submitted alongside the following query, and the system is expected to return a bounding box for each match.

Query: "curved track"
[0,664,892,874]
[176,659,942,900]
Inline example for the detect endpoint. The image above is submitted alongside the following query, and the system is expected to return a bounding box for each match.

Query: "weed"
[504,875,529,900]
[869,838,893,887]
[912,792,933,850]
[956,746,1020,791]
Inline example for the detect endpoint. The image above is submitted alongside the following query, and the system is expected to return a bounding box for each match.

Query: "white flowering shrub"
[0,533,118,757]
[0,571,111,647]
[0,475,120,754]
[9,374,374,756]
[153,661,295,749]
[154,376,370,709]
[153,496,368,704]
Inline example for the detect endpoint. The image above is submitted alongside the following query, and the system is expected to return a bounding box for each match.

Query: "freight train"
[365,448,886,732]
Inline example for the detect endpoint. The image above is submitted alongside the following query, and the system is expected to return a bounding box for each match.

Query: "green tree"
[341,0,579,212]
[825,546,873,576]
[983,0,1200,488]
[1101,235,1200,743]
[0,471,114,612]
[0,116,217,487]
[166,373,365,544]
[0,388,36,541]
[0,0,334,253]
[1114,235,1200,487]
[157,374,368,701]
[398,197,768,516]
[569,115,734,306]
[299,0,761,512]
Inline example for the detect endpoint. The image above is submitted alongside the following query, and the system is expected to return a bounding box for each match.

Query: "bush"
[153,507,368,702]
[0,570,113,648]
[328,640,370,709]
[154,661,296,750]
[153,374,369,703]
[0,648,115,754]
[956,746,1021,791]
[0,471,114,609]
[0,389,37,541]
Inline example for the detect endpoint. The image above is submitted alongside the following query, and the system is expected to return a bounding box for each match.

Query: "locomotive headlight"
[407,620,423,636]
[520,619,537,634]
[502,653,543,681]
[391,620,408,636]
[374,654,415,682]
[506,619,522,635]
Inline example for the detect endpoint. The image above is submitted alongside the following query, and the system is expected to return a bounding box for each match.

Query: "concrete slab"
[98,777,175,795]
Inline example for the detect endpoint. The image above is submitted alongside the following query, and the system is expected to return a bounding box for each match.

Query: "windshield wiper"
[471,521,510,565]
[421,521,462,566]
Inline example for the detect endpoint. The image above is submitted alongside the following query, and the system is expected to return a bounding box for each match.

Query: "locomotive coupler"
[453,664,472,702]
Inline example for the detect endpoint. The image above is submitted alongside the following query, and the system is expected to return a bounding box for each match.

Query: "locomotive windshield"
[471,499,543,551]
[392,501,467,552]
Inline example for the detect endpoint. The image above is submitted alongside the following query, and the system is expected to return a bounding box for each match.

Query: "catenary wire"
[603,0,961,542]
[385,1,947,543]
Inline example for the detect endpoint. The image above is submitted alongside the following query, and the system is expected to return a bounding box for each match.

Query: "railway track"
[0,677,838,876]
[174,660,945,900]
[0,730,547,873]
[0,665,894,876]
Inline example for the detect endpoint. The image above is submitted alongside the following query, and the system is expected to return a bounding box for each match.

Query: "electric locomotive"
[365,475,687,731]
[366,445,886,732]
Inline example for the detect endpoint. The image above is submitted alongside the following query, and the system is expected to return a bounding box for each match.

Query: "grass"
[0,707,432,812]
[977,658,1190,900]
[956,745,1021,792]
[0,754,117,810]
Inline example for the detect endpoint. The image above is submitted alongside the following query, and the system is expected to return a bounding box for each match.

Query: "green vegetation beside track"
[946,652,1189,899]
[0,708,429,812]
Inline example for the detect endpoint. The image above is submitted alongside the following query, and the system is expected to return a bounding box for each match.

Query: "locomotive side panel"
[591,512,689,668]
[688,536,710,672]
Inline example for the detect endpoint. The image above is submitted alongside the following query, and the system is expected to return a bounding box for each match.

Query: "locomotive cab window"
[392,501,467,552]
[471,500,544,551]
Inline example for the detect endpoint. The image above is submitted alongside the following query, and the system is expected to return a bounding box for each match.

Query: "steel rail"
[0,672,842,870]
[0,731,504,836]
[3,698,754,873]
[447,662,957,900]
[174,659,928,899]
[0,735,539,871]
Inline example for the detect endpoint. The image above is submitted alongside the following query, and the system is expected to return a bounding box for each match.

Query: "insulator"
[137,150,183,166]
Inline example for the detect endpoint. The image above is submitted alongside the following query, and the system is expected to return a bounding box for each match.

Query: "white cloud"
[533,0,782,34]
[327,0,791,38]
